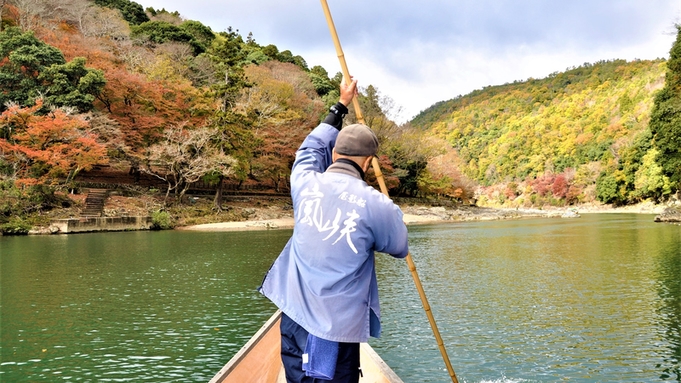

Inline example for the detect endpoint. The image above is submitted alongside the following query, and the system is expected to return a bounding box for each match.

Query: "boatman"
[259,79,409,383]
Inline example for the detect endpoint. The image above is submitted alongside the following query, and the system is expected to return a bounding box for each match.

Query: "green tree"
[309,65,335,97]
[243,49,270,65]
[211,27,246,67]
[615,129,653,202]
[93,0,149,25]
[384,133,444,197]
[38,57,106,112]
[596,172,625,205]
[649,24,681,189]
[207,28,248,111]
[277,49,294,64]
[131,21,205,54]
[0,28,105,113]
[0,182,68,234]
[0,27,64,109]
[179,20,215,52]
[261,44,279,60]
[633,148,672,201]
[131,19,215,55]
[292,55,307,70]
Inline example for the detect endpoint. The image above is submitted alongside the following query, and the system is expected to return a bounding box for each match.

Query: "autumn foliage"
[2,0,680,224]
[415,58,678,206]
[0,99,107,186]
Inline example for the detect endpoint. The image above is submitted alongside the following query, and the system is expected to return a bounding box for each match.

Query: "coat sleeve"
[290,123,338,184]
[371,194,409,259]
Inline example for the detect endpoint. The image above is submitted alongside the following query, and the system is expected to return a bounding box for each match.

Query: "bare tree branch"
[143,124,237,204]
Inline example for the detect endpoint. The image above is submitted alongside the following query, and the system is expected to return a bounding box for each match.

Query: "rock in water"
[654,207,681,223]
[561,208,581,218]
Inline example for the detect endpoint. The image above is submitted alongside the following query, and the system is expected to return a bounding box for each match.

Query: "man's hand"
[339,78,358,107]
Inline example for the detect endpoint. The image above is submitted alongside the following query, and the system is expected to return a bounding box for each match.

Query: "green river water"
[1,213,680,382]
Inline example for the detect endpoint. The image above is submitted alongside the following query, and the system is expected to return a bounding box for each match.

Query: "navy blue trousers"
[280,313,360,383]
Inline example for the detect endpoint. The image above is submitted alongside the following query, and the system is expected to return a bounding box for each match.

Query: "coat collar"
[326,158,365,179]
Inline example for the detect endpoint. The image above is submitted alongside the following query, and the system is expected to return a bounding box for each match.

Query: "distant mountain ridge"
[408,59,671,206]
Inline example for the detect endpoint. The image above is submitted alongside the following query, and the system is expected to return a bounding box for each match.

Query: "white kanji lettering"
[338,190,367,209]
[297,184,364,252]
[298,184,323,225]
[298,183,341,235]
[333,209,360,253]
[321,208,342,240]
[299,199,316,226]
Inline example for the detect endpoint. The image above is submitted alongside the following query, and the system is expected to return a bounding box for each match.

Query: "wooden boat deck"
[209,311,403,383]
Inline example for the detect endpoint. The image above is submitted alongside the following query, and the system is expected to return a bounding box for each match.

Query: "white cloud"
[136,0,680,122]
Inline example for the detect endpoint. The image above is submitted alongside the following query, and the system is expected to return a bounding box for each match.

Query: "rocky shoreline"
[179,202,680,232]
[16,194,679,235]
[654,207,681,223]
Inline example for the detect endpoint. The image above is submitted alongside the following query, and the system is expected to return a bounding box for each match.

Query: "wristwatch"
[329,103,347,118]
[324,102,349,130]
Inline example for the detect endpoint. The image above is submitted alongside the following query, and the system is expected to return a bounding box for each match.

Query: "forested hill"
[1,0,680,235]
[2,0,468,233]
[411,59,678,206]
[0,0,341,206]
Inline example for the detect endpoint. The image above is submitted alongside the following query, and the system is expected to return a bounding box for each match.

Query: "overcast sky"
[136,0,680,122]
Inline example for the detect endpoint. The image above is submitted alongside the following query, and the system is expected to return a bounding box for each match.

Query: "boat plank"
[209,310,404,383]
[209,312,283,383]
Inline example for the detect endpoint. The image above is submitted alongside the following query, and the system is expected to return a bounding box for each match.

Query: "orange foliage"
[366,155,400,191]
[0,100,107,183]
[241,62,324,189]
[1,4,20,28]
[36,28,214,153]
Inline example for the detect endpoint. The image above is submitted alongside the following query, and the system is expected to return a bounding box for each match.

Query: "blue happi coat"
[259,123,409,343]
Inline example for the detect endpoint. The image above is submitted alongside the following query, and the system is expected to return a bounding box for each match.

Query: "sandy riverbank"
[178,201,673,232]
[176,213,449,232]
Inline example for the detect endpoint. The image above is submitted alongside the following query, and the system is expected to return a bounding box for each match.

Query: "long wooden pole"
[319,2,459,382]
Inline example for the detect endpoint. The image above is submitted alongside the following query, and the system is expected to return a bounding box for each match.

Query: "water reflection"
[2,215,680,382]
[1,230,286,382]
[655,229,681,381]
[374,214,681,382]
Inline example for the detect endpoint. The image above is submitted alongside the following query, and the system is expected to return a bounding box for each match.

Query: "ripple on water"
[2,218,680,382]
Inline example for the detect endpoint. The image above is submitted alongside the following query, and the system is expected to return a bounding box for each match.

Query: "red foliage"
[1,100,108,183]
[367,155,400,192]
[552,174,569,198]
[566,185,582,204]
[37,29,213,153]
[1,4,20,28]
[531,174,555,197]
[504,182,519,199]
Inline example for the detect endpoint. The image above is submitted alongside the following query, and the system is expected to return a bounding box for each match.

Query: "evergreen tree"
[93,0,149,25]
[649,25,681,189]
[309,65,335,97]
[131,21,192,44]
[0,28,105,113]
[208,28,248,111]
[179,20,215,51]
[130,20,216,56]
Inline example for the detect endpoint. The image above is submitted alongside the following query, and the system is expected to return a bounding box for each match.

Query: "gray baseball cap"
[335,124,379,157]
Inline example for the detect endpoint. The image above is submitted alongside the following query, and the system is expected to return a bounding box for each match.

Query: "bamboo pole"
[319,2,459,382]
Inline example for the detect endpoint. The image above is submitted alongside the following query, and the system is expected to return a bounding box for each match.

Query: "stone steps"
[81,188,108,217]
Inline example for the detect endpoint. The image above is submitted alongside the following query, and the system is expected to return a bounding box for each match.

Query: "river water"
[1,214,679,382]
